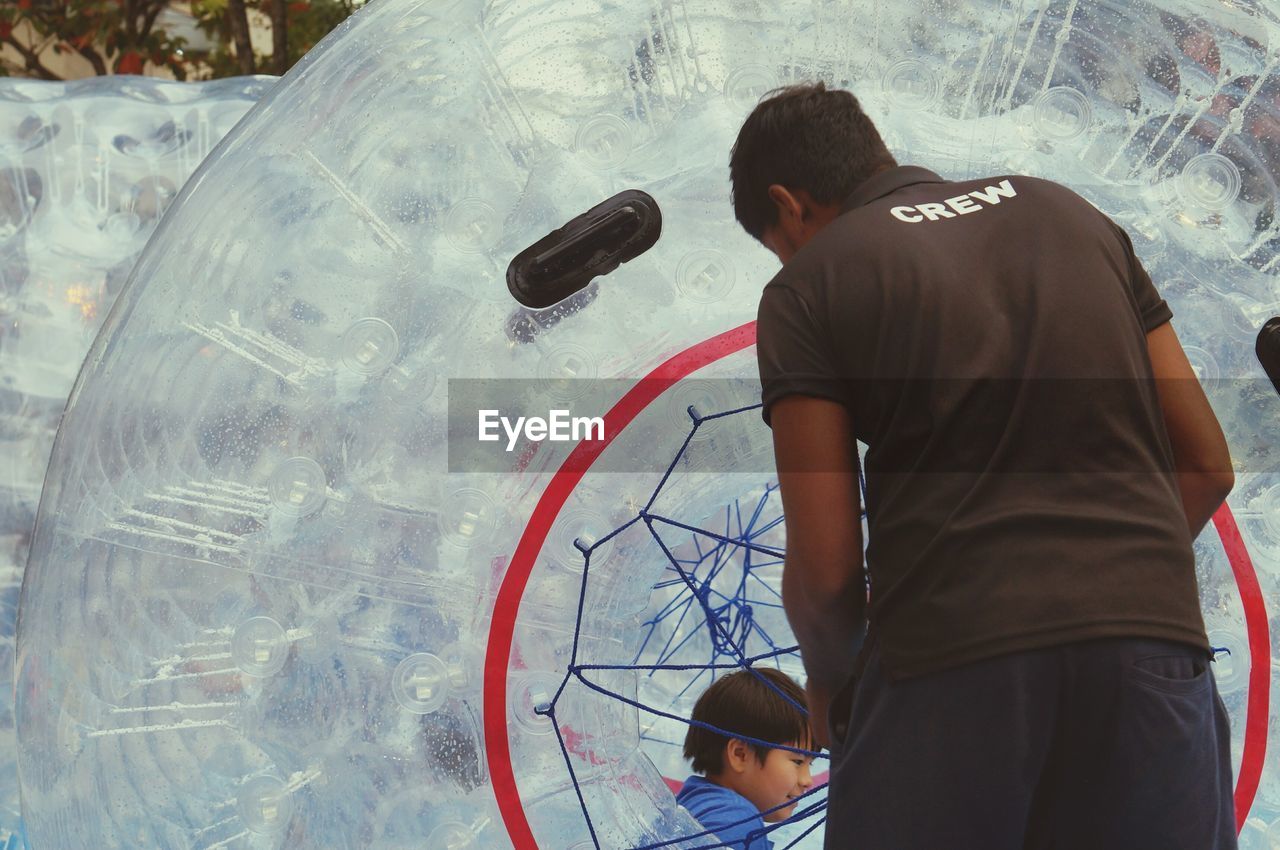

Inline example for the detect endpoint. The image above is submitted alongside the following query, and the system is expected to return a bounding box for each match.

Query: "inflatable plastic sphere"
[0,75,271,846]
[15,0,1280,847]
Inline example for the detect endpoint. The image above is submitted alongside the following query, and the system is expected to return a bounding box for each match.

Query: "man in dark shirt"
[733,82,1237,848]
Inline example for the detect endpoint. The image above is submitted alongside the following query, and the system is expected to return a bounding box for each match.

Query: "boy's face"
[736,743,815,822]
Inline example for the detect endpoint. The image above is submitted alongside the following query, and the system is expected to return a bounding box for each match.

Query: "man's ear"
[724,738,752,774]
[767,184,803,227]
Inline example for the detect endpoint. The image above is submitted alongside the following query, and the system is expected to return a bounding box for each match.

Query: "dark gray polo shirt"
[757,166,1208,679]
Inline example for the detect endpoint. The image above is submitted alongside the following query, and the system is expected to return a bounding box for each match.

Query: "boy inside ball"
[676,668,816,850]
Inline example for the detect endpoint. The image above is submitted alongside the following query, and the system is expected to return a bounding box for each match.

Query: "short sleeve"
[756,284,848,427]
[1110,220,1172,333]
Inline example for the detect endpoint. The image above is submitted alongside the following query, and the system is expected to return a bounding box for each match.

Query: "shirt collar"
[839,165,947,213]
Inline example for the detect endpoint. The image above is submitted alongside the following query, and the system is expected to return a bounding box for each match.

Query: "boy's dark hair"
[729,81,897,242]
[683,668,810,775]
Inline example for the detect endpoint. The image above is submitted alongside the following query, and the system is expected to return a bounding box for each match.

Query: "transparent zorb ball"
[15,0,1280,848]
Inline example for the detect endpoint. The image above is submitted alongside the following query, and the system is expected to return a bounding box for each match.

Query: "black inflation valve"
[507,189,661,309]
[1257,316,1280,397]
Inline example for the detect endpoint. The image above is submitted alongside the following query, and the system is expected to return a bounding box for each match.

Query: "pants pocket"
[1127,651,1210,696]
[1111,648,1233,847]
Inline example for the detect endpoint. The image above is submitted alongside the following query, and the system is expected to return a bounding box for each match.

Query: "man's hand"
[806,678,833,750]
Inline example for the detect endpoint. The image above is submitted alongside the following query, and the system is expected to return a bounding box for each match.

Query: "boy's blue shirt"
[676,775,774,850]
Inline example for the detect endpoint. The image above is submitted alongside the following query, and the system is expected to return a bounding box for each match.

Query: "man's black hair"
[682,668,810,775]
[729,81,898,242]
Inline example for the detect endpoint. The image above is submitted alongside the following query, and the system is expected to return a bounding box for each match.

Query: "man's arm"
[1147,321,1234,538]
[770,395,867,747]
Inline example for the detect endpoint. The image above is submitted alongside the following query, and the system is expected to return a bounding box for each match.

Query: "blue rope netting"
[535,401,869,850]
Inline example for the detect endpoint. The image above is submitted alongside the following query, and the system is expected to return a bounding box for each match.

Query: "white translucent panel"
[13,1,1280,849]
[0,75,272,845]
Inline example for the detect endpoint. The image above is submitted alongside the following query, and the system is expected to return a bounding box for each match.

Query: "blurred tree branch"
[224,0,254,74]
[269,0,285,75]
[190,0,358,78]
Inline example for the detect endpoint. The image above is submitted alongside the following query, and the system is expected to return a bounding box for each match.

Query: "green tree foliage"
[0,0,359,80]
[1,0,192,79]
